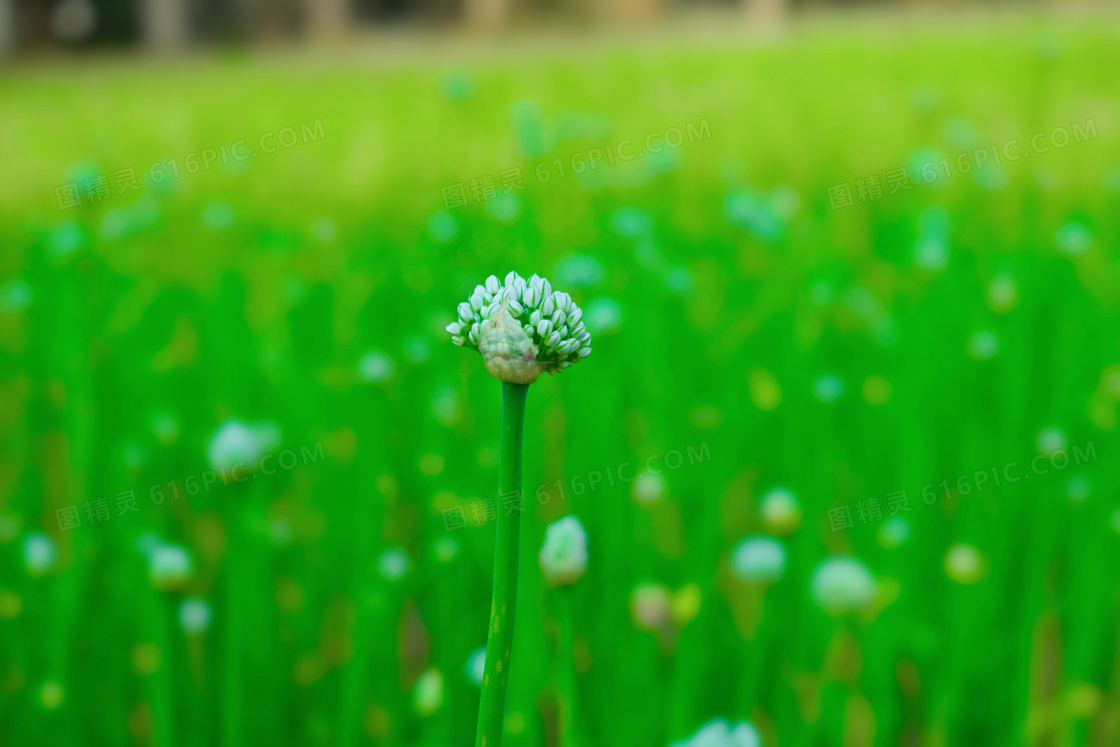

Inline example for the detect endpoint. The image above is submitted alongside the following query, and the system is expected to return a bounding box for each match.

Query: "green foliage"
[0,15,1119,747]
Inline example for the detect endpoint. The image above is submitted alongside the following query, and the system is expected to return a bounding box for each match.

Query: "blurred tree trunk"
[140,0,189,48]
[744,0,786,31]
[0,0,13,55]
[245,0,300,39]
[463,0,509,29]
[304,0,349,37]
[613,0,662,26]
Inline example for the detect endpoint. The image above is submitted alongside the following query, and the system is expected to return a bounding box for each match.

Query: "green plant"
[448,272,592,747]
[539,515,589,747]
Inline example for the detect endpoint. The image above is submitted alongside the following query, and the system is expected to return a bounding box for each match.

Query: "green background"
[1,13,1119,746]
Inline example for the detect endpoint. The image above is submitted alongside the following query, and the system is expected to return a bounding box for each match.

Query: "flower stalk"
[557,587,580,747]
[449,272,592,747]
[539,516,589,746]
[475,381,528,747]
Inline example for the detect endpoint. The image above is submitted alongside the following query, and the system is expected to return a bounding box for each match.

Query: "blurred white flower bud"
[377,547,411,582]
[148,544,193,588]
[945,543,985,584]
[730,535,786,584]
[630,583,672,632]
[206,419,281,474]
[759,486,801,534]
[179,597,213,634]
[413,668,443,716]
[539,515,589,586]
[670,717,762,747]
[810,555,877,613]
[23,533,58,576]
[466,646,487,687]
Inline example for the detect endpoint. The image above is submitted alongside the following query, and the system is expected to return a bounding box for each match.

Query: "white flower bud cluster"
[446,271,592,377]
[538,515,589,586]
[670,718,762,747]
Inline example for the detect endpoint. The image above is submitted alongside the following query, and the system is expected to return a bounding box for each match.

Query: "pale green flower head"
[630,583,672,631]
[413,668,443,716]
[466,646,487,687]
[147,543,194,588]
[810,555,877,613]
[23,533,58,576]
[446,271,592,384]
[179,597,213,634]
[206,418,281,473]
[730,535,786,584]
[539,515,589,586]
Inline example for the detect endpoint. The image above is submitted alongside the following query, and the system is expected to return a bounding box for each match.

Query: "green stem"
[558,588,580,747]
[475,382,529,747]
[222,498,247,747]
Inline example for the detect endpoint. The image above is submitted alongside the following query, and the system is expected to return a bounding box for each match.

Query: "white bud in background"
[810,555,877,613]
[759,486,801,534]
[413,668,443,716]
[670,718,762,747]
[377,547,411,581]
[23,533,58,576]
[179,597,213,634]
[206,419,281,474]
[730,535,786,584]
[945,543,985,584]
[148,543,194,588]
[630,583,672,631]
[466,646,487,687]
[539,515,589,586]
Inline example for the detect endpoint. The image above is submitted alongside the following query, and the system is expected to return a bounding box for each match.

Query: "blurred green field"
[2,13,1120,747]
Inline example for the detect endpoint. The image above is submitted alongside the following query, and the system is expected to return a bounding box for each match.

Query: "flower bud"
[179,597,213,634]
[148,544,194,588]
[480,300,548,384]
[538,515,588,586]
[630,583,671,631]
[670,718,762,747]
[448,271,594,383]
[810,555,876,613]
[730,535,786,584]
[206,419,281,474]
[413,668,443,716]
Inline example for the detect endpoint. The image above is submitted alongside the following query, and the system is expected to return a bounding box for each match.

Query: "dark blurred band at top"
[1,0,1107,58]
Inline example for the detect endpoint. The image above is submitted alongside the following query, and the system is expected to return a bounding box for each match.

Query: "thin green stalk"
[475,382,529,747]
[558,588,580,747]
[222,498,247,747]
